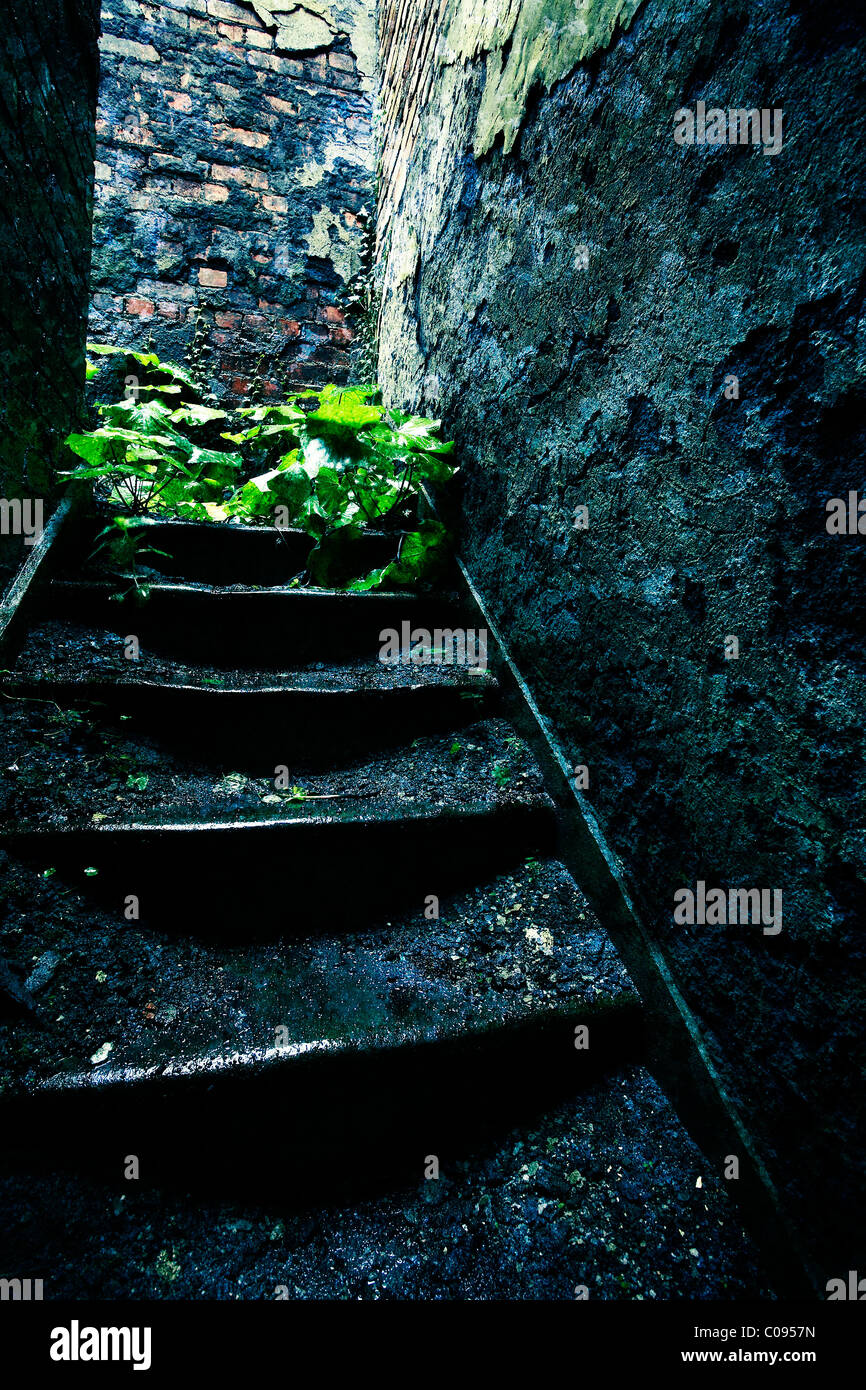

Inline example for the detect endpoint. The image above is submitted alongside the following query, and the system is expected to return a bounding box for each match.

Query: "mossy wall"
[378,0,866,1280]
[0,0,101,578]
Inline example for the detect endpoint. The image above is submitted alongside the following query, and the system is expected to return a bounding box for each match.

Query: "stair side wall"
[376,0,866,1282]
[0,0,101,583]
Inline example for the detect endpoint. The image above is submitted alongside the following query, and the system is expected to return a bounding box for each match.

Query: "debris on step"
[24,950,60,995]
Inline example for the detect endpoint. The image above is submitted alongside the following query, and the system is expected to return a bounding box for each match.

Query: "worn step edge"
[47,579,449,603]
[2,670,497,699]
[1,797,552,837]
[11,998,644,1105]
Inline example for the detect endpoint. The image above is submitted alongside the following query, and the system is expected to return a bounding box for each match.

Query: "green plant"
[66,346,238,520]
[185,306,217,401]
[492,761,512,788]
[66,345,458,592]
[337,207,380,384]
[88,516,171,604]
[221,383,455,588]
[524,854,541,880]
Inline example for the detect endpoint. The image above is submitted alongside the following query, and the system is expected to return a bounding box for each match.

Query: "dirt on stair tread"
[0,1064,773,1298]
[0,708,545,829]
[7,620,496,693]
[0,854,636,1093]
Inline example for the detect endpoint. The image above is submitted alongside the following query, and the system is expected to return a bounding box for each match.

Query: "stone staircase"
[0,519,770,1293]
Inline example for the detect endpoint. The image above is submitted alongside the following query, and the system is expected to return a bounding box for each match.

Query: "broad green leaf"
[235,403,306,423]
[169,404,229,427]
[351,521,449,591]
[227,464,311,521]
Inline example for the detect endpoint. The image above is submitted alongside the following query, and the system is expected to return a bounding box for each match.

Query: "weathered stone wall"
[378,0,866,1279]
[377,0,444,258]
[0,0,101,577]
[90,0,376,397]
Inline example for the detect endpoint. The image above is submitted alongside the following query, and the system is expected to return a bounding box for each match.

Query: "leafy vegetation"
[88,516,171,604]
[492,761,512,788]
[67,344,457,591]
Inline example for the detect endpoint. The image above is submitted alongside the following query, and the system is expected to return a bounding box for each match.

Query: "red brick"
[268,55,304,78]
[303,56,329,82]
[265,95,298,116]
[329,325,353,344]
[114,124,157,147]
[278,319,300,338]
[165,90,192,112]
[262,194,288,213]
[327,70,360,93]
[210,162,268,189]
[321,305,345,324]
[190,16,220,38]
[198,267,228,287]
[213,125,269,148]
[329,52,355,72]
[215,311,240,328]
[215,41,247,64]
[171,179,203,199]
[125,297,155,318]
[245,50,278,72]
[231,376,250,394]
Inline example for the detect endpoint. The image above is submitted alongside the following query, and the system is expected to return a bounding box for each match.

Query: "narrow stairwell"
[0,519,771,1296]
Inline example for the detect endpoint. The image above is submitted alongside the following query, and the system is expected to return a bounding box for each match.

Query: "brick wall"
[376,0,442,258]
[89,0,375,398]
[0,0,101,579]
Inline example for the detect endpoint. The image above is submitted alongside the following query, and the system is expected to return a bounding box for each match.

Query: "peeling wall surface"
[90,0,376,396]
[378,0,866,1276]
[0,0,100,576]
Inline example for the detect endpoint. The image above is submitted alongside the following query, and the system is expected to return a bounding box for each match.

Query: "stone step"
[4,619,498,766]
[61,517,404,589]
[0,1063,771,1297]
[41,580,485,670]
[0,854,642,1184]
[0,712,555,929]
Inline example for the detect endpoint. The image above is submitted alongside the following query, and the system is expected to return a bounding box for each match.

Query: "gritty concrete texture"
[377,0,866,1284]
[0,1065,773,1299]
